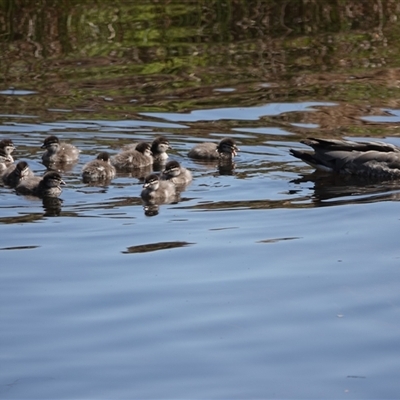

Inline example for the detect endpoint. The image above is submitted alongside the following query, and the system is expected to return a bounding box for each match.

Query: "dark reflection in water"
[0,245,39,251]
[122,241,194,254]
[143,203,160,217]
[291,171,400,205]
[70,196,143,213]
[190,160,237,176]
[257,237,301,244]
[114,165,153,180]
[42,197,63,216]
[141,193,181,216]
[44,160,78,173]
[0,212,44,224]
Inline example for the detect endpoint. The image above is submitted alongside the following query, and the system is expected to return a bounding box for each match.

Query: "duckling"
[122,136,170,163]
[15,175,41,195]
[2,161,35,188]
[150,136,170,163]
[161,160,192,187]
[41,135,80,164]
[188,137,239,160]
[0,139,16,163]
[112,142,153,169]
[16,171,65,197]
[82,152,116,182]
[290,137,400,179]
[0,154,12,174]
[141,173,176,202]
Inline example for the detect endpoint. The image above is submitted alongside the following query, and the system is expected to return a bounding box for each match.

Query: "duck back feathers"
[161,160,192,186]
[188,137,239,160]
[112,142,153,169]
[41,135,80,164]
[290,137,400,179]
[82,152,116,182]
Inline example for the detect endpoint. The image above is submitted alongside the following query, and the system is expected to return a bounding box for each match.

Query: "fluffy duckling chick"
[112,142,153,169]
[150,136,170,163]
[41,135,80,164]
[2,161,35,188]
[0,154,12,174]
[188,137,239,160]
[0,139,16,163]
[161,160,192,187]
[16,171,65,197]
[82,152,116,182]
[141,173,176,202]
[122,136,170,163]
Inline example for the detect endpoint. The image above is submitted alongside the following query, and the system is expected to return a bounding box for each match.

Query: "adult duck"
[290,137,400,179]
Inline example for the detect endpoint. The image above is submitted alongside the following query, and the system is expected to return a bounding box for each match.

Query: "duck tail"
[290,149,331,171]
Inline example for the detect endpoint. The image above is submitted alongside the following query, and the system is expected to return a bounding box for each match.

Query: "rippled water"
[2,0,400,398]
[1,98,400,399]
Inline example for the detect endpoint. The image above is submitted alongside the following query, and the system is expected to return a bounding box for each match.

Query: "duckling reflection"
[41,135,80,166]
[42,197,63,216]
[143,203,160,217]
[116,164,153,180]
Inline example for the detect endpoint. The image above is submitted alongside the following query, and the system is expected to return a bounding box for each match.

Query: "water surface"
[1,1,400,399]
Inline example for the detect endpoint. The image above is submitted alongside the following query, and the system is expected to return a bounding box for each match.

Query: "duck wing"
[302,138,400,153]
[291,138,400,177]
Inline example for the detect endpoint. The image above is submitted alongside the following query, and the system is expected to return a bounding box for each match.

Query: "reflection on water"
[122,241,194,254]
[2,1,400,399]
[0,245,39,251]
[291,171,400,205]
[42,197,63,216]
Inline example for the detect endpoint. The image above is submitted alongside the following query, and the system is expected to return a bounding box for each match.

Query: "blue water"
[1,102,400,399]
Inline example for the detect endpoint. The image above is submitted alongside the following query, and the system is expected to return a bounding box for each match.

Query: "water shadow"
[291,172,400,206]
[122,241,194,254]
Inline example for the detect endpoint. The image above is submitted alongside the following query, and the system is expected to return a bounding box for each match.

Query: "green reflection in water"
[0,0,400,138]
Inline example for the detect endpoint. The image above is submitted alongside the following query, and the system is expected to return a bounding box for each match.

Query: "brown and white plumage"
[0,155,12,174]
[188,137,239,160]
[16,171,65,197]
[0,139,16,163]
[161,160,192,187]
[290,137,400,179]
[122,136,170,164]
[2,161,35,188]
[82,152,116,182]
[141,173,176,202]
[41,135,80,164]
[112,142,153,169]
